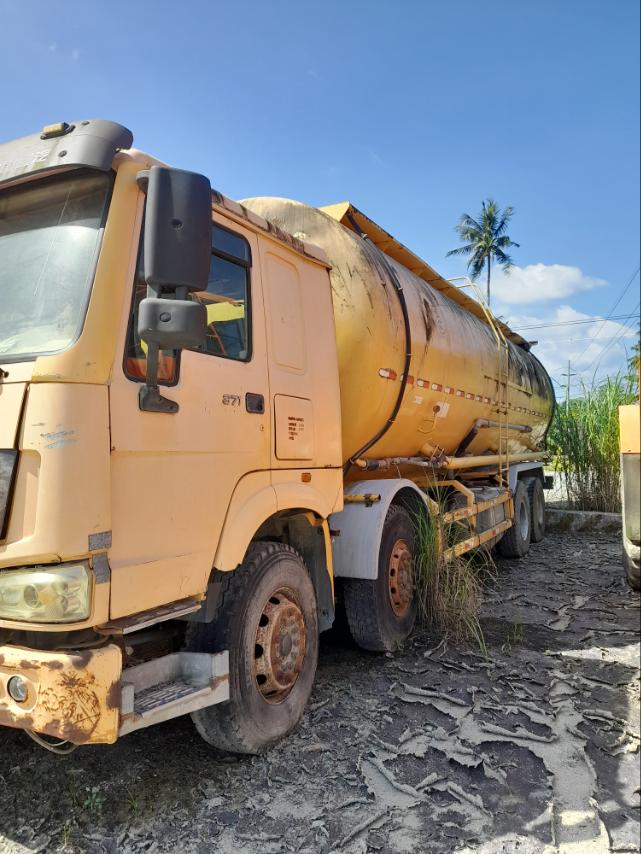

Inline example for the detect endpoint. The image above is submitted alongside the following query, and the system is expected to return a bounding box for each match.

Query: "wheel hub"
[254,588,306,703]
[388,538,413,617]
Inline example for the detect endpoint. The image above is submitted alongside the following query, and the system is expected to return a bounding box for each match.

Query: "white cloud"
[504,304,638,386]
[490,263,606,305]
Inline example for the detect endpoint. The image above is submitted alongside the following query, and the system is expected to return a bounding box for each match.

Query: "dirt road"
[0,530,639,854]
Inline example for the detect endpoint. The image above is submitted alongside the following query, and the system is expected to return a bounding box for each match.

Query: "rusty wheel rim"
[388,538,413,617]
[253,587,307,704]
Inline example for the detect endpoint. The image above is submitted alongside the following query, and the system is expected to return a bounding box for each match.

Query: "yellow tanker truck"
[0,120,554,753]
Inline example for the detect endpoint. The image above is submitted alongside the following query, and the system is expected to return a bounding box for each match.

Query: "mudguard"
[329,479,428,580]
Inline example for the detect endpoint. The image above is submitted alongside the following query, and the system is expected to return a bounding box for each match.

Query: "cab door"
[108,215,270,618]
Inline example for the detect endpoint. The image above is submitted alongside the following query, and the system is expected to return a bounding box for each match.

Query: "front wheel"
[186,542,318,754]
[343,504,417,652]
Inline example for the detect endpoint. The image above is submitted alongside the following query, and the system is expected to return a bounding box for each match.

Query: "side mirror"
[138,166,212,294]
[138,297,207,351]
[137,298,207,414]
[136,165,212,413]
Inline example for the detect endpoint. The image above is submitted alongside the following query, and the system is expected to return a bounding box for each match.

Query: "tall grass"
[549,373,636,513]
[412,507,495,652]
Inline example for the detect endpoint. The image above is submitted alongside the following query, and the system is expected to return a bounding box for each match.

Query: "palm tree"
[446,199,519,307]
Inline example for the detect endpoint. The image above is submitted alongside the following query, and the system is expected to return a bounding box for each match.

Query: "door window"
[124,223,252,382]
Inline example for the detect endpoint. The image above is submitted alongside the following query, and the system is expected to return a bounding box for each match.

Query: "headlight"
[0,563,92,623]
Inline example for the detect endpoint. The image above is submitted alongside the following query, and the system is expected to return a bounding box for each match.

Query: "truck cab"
[0,120,342,751]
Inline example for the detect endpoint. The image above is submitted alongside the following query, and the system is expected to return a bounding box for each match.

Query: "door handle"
[246,393,265,414]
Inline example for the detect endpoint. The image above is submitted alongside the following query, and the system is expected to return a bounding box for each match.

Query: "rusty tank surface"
[242,197,555,468]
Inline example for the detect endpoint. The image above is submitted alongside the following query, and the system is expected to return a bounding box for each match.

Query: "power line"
[582,302,641,376]
[574,264,640,364]
[512,312,638,331]
[562,335,636,344]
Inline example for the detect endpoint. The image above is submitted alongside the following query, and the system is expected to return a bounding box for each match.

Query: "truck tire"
[186,542,318,754]
[343,504,417,652]
[623,549,641,591]
[525,476,546,543]
[498,481,531,559]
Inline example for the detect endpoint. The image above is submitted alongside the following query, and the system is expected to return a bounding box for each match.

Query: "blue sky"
[2,0,639,391]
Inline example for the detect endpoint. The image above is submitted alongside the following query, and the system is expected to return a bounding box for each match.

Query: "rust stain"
[69,649,93,669]
[106,679,121,711]
[420,295,435,345]
[0,643,121,745]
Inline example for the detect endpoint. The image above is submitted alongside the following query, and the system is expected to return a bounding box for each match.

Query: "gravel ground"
[0,531,639,854]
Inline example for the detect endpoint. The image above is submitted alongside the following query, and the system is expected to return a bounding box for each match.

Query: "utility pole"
[562,359,576,414]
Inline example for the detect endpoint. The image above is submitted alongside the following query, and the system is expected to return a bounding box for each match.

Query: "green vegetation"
[626,326,640,393]
[549,373,636,513]
[446,198,519,306]
[503,622,525,655]
[412,507,495,652]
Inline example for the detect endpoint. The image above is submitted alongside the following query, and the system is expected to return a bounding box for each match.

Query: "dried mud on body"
[0,532,639,854]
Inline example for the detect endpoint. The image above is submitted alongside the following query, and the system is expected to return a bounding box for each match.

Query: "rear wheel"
[623,548,640,591]
[343,504,417,652]
[498,481,531,559]
[525,476,546,543]
[186,542,318,754]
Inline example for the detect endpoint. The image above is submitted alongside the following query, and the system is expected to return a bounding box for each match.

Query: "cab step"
[119,650,229,736]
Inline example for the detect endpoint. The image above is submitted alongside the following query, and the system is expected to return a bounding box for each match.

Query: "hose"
[344,212,413,476]
[26,729,78,755]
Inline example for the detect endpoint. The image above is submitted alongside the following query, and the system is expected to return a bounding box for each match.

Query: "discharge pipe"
[354,450,548,472]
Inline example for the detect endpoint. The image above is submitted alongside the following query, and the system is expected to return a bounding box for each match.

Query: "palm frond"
[446,244,475,257]
[496,234,520,249]
[468,252,487,280]
[494,206,515,236]
[493,247,514,270]
[458,212,484,232]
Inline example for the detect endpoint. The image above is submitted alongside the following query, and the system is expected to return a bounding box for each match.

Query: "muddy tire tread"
[343,577,387,652]
[498,481,531,559]
[186,541,311,754]
[525,476,546,543]
[342,504,416,652]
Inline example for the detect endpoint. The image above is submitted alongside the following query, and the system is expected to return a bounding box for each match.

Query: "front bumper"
[0,643,122,744]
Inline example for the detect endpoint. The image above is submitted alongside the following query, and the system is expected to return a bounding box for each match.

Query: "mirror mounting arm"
[139,341,179,414]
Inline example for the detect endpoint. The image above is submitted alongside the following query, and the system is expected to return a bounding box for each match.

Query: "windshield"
[0,170,112,362]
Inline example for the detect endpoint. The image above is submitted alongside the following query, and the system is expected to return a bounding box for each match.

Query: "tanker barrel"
[240,197,555,469]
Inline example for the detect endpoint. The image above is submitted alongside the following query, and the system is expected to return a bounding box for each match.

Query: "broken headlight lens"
[0,563,92,623]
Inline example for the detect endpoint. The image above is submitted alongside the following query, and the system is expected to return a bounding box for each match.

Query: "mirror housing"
[138,297,207,351]
[135,165,212,413]
[138,166,212,293]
